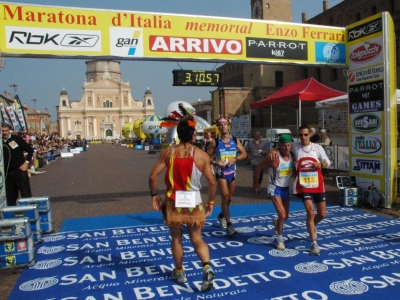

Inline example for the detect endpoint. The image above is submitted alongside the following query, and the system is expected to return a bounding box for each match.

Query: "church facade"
[57,60,155,140]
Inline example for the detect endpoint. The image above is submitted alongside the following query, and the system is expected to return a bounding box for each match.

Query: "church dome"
[60,87,68,96]
[144,87,152,95]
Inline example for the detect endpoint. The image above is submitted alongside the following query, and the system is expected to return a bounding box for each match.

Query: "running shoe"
[171,268,187,283]
[273,217,278,235]
[276,238,285,250]
[226,224,237,236]
[310,243,320,256]
[201,265,215,292]
[217,214,227,228]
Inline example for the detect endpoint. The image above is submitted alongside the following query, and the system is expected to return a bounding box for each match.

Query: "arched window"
[62,100,67,106]
[356,12,361,21]
[147,99,151,105]
[103,100,113,107]
[75,120,81,125]
[106,129,112,137]
[329,17,333,26]
[371,5,377,15]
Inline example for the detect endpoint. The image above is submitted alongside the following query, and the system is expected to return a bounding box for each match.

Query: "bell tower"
[251,0,292,22]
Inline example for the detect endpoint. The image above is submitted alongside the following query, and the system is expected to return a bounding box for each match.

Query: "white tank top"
[268,151,293,187]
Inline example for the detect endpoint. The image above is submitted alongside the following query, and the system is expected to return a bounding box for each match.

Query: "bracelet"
[207,200,215,205]
[150,192,158,197]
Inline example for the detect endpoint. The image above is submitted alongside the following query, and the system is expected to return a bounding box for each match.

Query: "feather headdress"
[214,115,231,125]
[160,103,196,128]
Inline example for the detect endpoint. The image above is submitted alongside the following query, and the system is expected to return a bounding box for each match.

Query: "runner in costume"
[254,134,294,250]
[207,117,247,236]
[149,104,217,291]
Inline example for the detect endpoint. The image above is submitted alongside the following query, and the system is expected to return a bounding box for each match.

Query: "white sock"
[278,235,283,239]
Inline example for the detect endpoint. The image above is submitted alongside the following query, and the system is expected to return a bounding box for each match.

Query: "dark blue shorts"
[296,192,326,203]
[216,171,236,184]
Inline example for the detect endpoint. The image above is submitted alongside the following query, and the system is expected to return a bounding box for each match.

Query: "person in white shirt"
[270,125,330,256]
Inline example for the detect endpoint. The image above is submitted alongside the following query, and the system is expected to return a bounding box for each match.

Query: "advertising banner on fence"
[0,2,346,65]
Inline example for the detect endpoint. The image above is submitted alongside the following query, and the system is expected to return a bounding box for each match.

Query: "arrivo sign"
[149,36,242,54]
[350,42,381,63]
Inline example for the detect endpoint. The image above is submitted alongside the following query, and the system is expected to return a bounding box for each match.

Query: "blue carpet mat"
[59,201,307,232]
[8,205,400,299]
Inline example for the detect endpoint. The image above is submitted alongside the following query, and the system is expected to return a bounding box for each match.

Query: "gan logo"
[348,18,382,42]
[353,159,381,173]
[6,26,101,51]
[330,279,369,295]
[19,277,59,291]
[350,42,381,63]
[353,114,381,132]
[150,36,242,54]
[115,30,142,55]
[353,136,382,154]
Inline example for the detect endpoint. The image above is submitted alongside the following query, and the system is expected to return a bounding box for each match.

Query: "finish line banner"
[9,207,400,299]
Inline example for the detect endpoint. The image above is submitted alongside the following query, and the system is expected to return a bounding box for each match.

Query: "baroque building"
[57,60,155,140]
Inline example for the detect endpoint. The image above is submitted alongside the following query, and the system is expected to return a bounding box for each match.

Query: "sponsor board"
[352,134,382,155]
[349,80,384,113]
[0,3,346,64]
[348,65,384,84]
[348,37,383,66]
[8,208,400,299]
[6,26,101,52]
[109,28,143,57]
[314,42,346,64]
[246,38,307,60]
[347,18,382,42]
[351,156,383,176]
[351,112,382,133]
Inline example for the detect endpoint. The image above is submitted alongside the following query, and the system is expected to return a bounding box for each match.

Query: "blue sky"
[0,0,344,121]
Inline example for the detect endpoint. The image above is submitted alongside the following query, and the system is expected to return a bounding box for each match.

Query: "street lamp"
[9,83,17,97]
[0,52,5,71]
[31,98,37,112]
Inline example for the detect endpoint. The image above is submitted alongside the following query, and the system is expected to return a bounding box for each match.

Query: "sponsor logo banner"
[349,80,384,113]
[0,3,346,64]
[352,157,383,175]
[6,26,101,52]
[246,38,307,60]
[109,28,143,57]
[348,65,384,84]
[9,208,400,300]
[348,37,383,67]
[315,42,346,64]
[348,18,382,42]
[351,112,382,133]
[352,134,382,155]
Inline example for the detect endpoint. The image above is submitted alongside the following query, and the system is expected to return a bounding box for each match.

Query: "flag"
[14,95,27,130]
[1,95,21,131]
[0,95,12,125]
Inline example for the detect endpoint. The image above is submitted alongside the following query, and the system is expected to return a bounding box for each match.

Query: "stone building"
[57,60,155,140]
[213,0,399,134]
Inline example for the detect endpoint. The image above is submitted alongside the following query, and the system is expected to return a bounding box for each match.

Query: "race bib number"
[175,191,196,208]
[299,172,318,188]
[220,150,236,162]
[279,164,293,177]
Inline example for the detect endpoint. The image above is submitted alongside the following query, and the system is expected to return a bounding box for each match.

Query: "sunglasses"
[298,133,309,137]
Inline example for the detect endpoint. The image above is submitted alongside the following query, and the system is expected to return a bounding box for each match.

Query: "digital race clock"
[172,70,222,86]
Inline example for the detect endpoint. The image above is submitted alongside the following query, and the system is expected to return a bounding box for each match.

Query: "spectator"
[318,129,331,147]
[309,128,320,143]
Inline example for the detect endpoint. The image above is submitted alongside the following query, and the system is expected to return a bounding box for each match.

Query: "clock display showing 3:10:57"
[172,70,222,86]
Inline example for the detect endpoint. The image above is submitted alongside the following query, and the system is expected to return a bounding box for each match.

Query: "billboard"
[0,2,346,65]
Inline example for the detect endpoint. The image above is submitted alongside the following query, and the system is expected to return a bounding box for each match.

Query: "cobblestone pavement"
[1,144,399,299]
